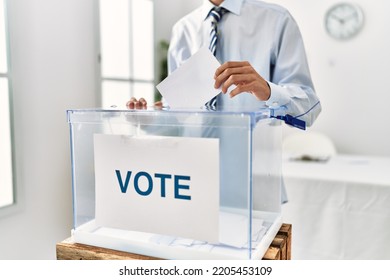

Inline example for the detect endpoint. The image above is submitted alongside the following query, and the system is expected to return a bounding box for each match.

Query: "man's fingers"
[138,98,147,107]
[214,63,253,90]
[229,81,257,98]
[154,100,163,108]
[126,97,137,109]
[126,97,147,109]
[214,61,251,78]
[220,73,255,94]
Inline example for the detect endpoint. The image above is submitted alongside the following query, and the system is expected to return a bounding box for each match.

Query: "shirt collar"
[202,0,243,20]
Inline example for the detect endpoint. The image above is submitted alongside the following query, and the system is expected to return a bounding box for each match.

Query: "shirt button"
[272,102,278,106]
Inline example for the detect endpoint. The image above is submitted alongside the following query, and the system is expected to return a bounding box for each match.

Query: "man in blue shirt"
[128,0,321,126]
[127,0,322,204]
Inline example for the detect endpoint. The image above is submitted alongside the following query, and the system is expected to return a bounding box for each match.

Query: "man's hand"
[126,97,163,109]
[214,61,271,101]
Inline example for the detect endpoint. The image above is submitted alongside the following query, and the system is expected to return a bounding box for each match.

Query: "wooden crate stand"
[57,224,291,260]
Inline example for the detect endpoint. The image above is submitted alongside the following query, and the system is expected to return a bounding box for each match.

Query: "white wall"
[0,0,97,259]
[269,0,390,157]
[154,0,201,83]
[154,0,201,45]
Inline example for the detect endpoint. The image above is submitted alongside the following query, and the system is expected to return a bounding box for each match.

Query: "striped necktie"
[205,7,227,109]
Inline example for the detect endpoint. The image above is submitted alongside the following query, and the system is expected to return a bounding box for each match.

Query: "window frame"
[96,0,155,108]
[0,0,21,218]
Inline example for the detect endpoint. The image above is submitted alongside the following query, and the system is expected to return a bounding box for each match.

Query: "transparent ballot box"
[67,108,282,259]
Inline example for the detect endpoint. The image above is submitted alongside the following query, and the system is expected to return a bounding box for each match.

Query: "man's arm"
[213,13,321,127]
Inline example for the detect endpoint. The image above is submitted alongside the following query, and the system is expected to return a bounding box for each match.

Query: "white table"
[281,154,390,259]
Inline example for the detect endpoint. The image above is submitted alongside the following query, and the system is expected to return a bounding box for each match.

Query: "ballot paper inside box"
[67,108,282,260]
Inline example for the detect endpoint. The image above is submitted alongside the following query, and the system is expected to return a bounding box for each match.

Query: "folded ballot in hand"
[156,46,221,109]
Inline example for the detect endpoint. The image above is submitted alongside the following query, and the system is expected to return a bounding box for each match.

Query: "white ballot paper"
[156,46,221,109]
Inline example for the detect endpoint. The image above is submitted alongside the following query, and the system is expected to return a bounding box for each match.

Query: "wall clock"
[324,3,365,40]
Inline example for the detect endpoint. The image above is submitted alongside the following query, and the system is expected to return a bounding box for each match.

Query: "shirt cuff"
[265,82,291,108]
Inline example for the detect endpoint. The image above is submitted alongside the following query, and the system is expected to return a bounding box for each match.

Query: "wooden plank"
[277,223,292,260]
[56,238,160,260]
[262,247,280,260]
[270,235,287,260]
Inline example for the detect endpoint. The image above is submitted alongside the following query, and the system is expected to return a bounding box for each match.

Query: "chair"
[282,132,337,161]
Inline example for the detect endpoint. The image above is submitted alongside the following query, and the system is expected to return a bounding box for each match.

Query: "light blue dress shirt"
[168,0,321,127]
